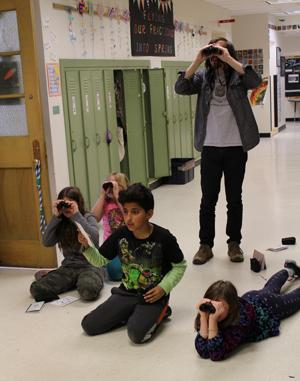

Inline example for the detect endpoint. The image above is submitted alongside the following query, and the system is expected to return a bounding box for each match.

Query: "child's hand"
[53,200,63,217]
[210,300,229,322]
[144,286,165,303]
[78,232,89,248]
[65,200,79,215]
[111,181,119,201]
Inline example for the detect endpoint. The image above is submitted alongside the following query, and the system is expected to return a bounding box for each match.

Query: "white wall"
[232,14,272,134]
[35,0,231,197]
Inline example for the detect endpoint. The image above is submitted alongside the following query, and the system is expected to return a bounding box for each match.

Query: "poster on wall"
[46,63,61,97]
[129,0,175,56]
[250,77,268,106]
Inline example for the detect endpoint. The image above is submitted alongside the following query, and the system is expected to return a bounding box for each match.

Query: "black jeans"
[199,146,248,247]
[81,287,170,343]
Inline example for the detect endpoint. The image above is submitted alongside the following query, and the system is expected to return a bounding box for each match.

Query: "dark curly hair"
[205,37,239,90]
[55,186,86,251]
[118,183,154,212]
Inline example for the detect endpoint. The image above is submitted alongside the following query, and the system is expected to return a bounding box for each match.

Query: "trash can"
[165,158,195,184]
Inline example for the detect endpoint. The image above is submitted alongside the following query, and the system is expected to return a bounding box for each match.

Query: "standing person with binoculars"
[194,261,300,361]
[175,38,262,265]
[92,172,129,281]
[30,186,104,302]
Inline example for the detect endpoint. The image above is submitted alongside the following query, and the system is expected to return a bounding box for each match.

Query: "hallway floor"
[1,124,300,381]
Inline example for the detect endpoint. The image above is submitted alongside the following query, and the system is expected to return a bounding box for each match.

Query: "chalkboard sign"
[129,0,175,57]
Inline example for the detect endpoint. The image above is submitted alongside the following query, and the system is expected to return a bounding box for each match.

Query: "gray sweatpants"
[30,266,104,302]
[81,286,170,343]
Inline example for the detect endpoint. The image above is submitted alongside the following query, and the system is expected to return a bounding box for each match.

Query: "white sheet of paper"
[50,296,79,307]
[74,221,94,248]
[267,246,288,252]
[26,301,45,312]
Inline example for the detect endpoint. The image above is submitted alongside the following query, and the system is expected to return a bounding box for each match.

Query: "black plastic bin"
[165,158,195,184]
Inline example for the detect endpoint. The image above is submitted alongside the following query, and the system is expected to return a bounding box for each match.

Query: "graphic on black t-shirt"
[119,238,163,290]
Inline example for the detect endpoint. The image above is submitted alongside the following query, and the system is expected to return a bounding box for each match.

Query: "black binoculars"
[103,181,113,191]
[57,201,71,210]
[199,302,216,314]
[202,46,222,56]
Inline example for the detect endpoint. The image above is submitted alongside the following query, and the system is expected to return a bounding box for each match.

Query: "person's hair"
[111,172,129,190]
[118,183,154,212]
[56,186,86,250]
[194,280,240,331]
[205,37,239,89]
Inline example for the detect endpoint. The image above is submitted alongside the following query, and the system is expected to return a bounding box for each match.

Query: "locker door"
[190,95,200,159]
[103,70,120,173]
[123,70,148,185]
[65,71,89,203]
[171,69,182,157]
[91,70,111,187]
[79,70,100,207]
[178,93,187,157]
[148,69,170,177]
[164,69,176,159]
[183,95,193,157]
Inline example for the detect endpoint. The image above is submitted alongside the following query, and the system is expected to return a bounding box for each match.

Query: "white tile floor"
[1,124,300,381]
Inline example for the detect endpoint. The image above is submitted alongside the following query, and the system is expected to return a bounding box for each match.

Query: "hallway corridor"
[1,124,300,381]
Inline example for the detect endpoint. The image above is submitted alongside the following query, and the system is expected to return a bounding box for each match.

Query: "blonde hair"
[111,172,129,190]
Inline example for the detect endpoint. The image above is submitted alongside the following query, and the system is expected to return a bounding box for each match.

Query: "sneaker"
[193,245,214,265]
[284,260,300,277]
[228,242,244,262]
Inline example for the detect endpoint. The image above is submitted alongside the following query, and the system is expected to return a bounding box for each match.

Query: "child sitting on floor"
[79,183,187,344]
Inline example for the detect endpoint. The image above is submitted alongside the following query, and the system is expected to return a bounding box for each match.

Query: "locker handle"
[96,133,101,145]
[179,114,183,122]
[172,115,177,124]
[162,111,169,124]
[184,112,188,121]
[85,136,90,148]
[71,140,77,152]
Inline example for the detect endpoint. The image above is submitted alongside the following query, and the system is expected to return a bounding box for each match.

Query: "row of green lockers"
[61,60,199,209]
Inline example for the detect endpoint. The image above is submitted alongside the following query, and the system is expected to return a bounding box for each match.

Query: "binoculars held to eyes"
[202,46,222,56]
[57,201,71,210]
[199,302,216,314]
[103,181,113,191]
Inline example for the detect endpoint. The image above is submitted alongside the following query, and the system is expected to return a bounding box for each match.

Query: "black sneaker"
[284,260,300,277]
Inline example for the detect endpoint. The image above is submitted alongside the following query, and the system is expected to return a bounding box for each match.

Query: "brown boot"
[228,242,244,262]
[193,245,214,265]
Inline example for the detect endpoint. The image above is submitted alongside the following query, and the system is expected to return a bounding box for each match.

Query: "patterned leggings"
[242,269,300,320]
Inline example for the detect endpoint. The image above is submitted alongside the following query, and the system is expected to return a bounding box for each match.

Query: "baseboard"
[286,118,300,122]
[278,124,286,132]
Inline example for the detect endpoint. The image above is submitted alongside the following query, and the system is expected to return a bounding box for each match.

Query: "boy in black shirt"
[80,183,187,343]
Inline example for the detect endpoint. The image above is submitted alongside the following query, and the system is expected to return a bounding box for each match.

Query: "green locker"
[181,95,193,157]
[79,70,101,207]
[65,71,89,204]
[103,70,120,173]
[190,95,200,159]
[147,69,170,177]
[171,69,182,157]
[164,69,176,159]
[91,70,111,186]
[123,70,148,184]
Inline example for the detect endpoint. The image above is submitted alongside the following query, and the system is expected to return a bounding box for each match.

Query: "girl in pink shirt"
[92,172,129,280]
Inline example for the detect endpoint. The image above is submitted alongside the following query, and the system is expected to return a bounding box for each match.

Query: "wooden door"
[0,0,55,267]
